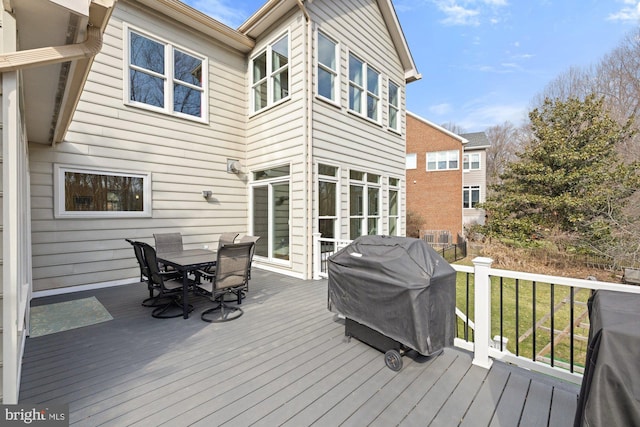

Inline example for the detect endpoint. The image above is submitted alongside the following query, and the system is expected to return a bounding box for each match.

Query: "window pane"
[318,164,337,177]
[254,80,268,110]
[350,170,364,181]
[367,94,378,120]
[463,188,469,208]
[367,218,378,235]
[389,177,399,187]
[273,69,289,102]
[389,217,398,236]
[406,154,417,169]
[272,36,289,69]
[318,68,335,100]
[253,165,290,181]
[438,152,447,170]
[472,188,480,207]
[367,173,380,183]
[349,85,362,112]
[472,154,480,169]
[253,186,269,257]
[389,107,398,130]
[449,151,459,169]
[367,67,379,95]
[463,154,469,170]
[389,82,399,106]
[253,51,267,83]
[349,55,363,85]
[319,181,336,216]
[272,183,290,260]
[318,33,336,69]
[174,50,202,86]
[129,70,164,107]
[389,189,398,215]
[319,218,335,238]
[64,172,144,212]
[130,32,164,74]
[173,83,201,117]
[350,218,362,239]
[368,187,379,215]
[350,185,363,215]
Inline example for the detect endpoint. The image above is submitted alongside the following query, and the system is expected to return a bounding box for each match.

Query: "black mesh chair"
[141,242,193,319]
[238,235,260,280]
[197,242,253,323]
[126,239,181,307]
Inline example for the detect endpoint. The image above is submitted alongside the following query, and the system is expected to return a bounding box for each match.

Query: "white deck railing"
[312,234,640,385]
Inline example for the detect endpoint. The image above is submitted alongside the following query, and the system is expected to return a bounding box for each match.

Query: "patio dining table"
[156,249,216,319]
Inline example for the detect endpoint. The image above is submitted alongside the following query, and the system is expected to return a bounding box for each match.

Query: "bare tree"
[440,122,466,135]
[484,121,529,188]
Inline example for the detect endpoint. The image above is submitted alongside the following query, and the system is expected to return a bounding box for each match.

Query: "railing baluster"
[500,277,504,352]
[533,281,537,361]
[465,273,470,341]
[570,286,575,373]
[515,278,520,357]
[550,283,555,367]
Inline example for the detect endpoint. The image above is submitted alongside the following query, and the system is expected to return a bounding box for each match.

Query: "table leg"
[182,270,189,319]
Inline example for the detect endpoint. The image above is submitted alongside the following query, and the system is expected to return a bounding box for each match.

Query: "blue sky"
[183,0,640,132]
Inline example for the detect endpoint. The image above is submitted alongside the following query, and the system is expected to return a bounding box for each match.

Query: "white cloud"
[459,102,528,130]
[182,0,248,28]
[607,1,640,22]
[429,103,454,115]
[431,0,508,26]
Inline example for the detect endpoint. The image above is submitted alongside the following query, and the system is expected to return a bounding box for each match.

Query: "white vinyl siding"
[29,2,249,291]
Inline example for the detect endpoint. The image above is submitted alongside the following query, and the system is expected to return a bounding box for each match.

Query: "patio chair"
[218,232,239,248]
[197,241,254,323]
[140,242,193,319]
[154,232,183,272]
[238,235,260,281]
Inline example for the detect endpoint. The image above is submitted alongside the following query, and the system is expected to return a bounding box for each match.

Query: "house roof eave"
[407,111,468,144]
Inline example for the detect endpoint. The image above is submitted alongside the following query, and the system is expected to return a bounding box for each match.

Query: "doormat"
[30,296,113,338]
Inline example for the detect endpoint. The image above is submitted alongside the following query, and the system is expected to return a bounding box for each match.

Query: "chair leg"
[152,297,193,319]
[201,301,243,323]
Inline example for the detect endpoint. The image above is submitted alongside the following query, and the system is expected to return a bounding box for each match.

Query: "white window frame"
[316,32,340,104]
[124,24,208,123]
[348,52,381,123]
[427,150,460,171]
[406,153,417,169]
[349,171,381,239]
[388,177,401,236]
[317,163,340,239]
[463,185,481,209]
[388,79,401,132]
[54,164,152,218]
[463,152,481,171]
[250,32,291,114]
[249,164,292,266]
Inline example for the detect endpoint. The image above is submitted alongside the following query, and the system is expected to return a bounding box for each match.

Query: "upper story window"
[388,80,400,132]
[349,53,380,122]
[54,164,152,218]
[406,153,417,169]
[252,33,290,113]
[427,150,459,171]
[463,153,481,171]
[317,32,339,103]
[126,26,207,121]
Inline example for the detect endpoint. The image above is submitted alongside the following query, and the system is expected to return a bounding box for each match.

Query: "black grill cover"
[327,235,456,356]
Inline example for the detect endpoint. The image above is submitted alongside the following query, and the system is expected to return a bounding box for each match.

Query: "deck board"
[20,270,580,426]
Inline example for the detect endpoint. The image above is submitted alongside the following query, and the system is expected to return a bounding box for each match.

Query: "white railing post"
[472,256,494,369]
[312,233,322,280]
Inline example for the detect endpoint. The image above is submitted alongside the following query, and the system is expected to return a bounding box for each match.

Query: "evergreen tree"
[481,94,639,249]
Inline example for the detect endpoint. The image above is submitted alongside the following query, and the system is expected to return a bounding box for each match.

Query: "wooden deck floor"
[21,270,580,426]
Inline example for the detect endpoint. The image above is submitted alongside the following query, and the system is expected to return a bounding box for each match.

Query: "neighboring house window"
[318,164,339,239]
[349,171,380,239]
[251,165,291,263]
[388,80,400,132]
[349,53,380,121]
[406,153,417,169]
[427,150,459,171]
[126,26,207,121]
[463,185,481,208]
[252,33,290,113]
[317,32,338,103]
[388,177,400,235]
[463,153,481,171]
[54,164,151,218]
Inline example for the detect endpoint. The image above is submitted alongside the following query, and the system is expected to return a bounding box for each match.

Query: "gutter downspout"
[295,0,313,279]
[0,25,103,72]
